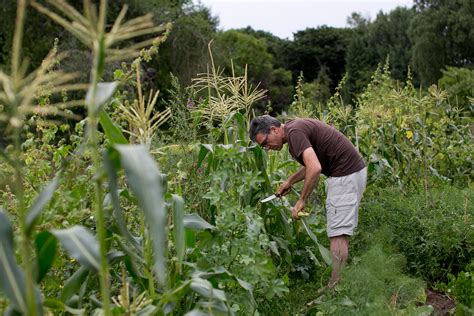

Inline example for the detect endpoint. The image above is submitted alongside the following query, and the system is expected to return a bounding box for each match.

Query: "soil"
[425,289,455,315]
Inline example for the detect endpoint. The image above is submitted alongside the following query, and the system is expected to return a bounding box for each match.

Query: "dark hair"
[249,115,281,142]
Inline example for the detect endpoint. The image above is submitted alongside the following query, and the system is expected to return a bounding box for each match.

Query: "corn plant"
[114,62,171,149]
[190,41,266,135]
[28,1,172,313]
[354,62,473,190]
[193,113,332,311]
[0,1,85,314]
[0,1,253,314]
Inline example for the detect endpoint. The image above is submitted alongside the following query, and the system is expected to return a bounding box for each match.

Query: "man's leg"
[329,234,349,287]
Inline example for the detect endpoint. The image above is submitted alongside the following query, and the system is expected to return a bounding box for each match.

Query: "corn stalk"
[31,1,171,314]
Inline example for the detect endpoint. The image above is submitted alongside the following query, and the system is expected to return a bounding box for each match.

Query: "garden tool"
[261,193,279,203]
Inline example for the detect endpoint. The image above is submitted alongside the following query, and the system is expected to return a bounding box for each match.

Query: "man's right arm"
[277,166,306,196]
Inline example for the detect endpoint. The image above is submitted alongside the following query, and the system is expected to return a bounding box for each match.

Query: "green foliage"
[287,70,331,119]
[409,0,474,85]
[369,7,415,82]
[154,4,217,89]
[357,185,473,284]
[214,30,274,81]
[446,262,474,312]
[439,66,474,112]
[313,244,429,315]
[1,1,473,314]
[355,62,473,187]
[287,26,351,89]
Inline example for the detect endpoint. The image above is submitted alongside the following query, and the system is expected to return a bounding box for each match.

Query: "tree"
[153,4,218,90]
[409,0,474,85]
[213,30,273,80]
[369,7,415,82]
[345,14,378,100]
[286,26,351,90]
[239,26,289,70]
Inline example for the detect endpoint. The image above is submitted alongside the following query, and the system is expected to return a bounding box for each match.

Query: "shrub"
[356,184,473,284]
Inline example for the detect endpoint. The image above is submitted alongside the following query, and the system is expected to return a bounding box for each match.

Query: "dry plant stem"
[87,5,111,315]
[12,1,37,315]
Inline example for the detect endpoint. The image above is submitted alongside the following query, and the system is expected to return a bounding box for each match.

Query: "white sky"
[197,0,414,39]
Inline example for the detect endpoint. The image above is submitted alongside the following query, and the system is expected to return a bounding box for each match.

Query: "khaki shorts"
[325,167,367,237]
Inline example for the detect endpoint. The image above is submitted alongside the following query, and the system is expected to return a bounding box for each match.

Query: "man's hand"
[277,180,292,197]
[291,199,305,219]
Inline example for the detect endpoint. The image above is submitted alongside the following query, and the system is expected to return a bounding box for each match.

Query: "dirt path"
[425,289,455,315]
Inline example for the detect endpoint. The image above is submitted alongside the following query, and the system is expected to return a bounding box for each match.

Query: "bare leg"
[329,235,349,288]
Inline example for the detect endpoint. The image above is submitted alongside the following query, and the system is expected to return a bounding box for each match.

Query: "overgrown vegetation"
[0,0,472,315]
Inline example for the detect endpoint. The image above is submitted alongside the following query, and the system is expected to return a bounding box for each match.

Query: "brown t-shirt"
[284,119,365,177]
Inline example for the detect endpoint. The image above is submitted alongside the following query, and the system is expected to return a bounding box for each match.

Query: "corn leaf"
[197,144,213,169]
[60,266,89,303]
[183,213,215,231]
[104,150,141,252]
[99,109,128,145]
[172,194,185,272]
[85,82,118,114]
[51,226,101,272]
[0,209,42,314]
[34,231,58,283]
[301,218,332,266]
[26,177,59,235]
[114,144,167,287]
[190,277,226,301]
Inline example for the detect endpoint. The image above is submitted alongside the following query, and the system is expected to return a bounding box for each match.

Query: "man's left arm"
[291,147,322,218]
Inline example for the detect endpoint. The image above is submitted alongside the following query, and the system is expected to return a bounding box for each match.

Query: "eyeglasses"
[260,133,270,150]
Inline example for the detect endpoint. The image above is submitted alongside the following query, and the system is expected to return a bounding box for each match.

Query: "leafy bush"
[438,67,474,112]
[356,184,473,284]
[446,261,474,313]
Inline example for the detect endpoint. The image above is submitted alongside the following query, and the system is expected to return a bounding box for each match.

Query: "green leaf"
[192,267,255,305]
[113,69,124,80]
[51,226,101,271]
[269,241,280,256]
[197,144,213,169]
[115,145,167,287]
[85,82,118,114]
[0,209,28,313]
[301,218,332,266]
[306,247,322,267]
[251,145,270,190]
[26,176,59,235]
[185,229,196,249]
[185,310,208,316]
[60,267,89,303]
[172,195,185,272]
[190,277,227,301]
[43,298,85,315]
[104,150,141,252]
[183,213,215,231]
[107,251,125,263]
[34,231,58,283]
[99,109,128,145]
[227,111,246,143]
[0,210,43,314]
